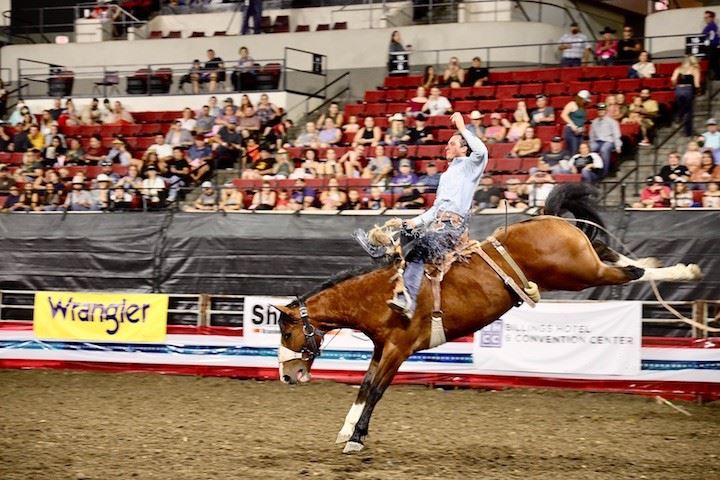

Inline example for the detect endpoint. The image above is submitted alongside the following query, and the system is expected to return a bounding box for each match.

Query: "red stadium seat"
[363,103,387,116]
[415,145,444,159]
[535,125,559,142]
[453,100,476,113]
[436,129,454,143]
[471,85,495,99]
[489,143,514,158]
[343,104,364,117]
[494,157,521,172]
[592,79,616,94]
[364,90,385,103]
[518,83,544,97]
[448,87,472,100]
[386,103,408,115]
[384,89,406,102]
[554,174,582,183]
[544,83,566,96]
[616,78,642,92]
[488,71,514,84]
[655,62,680,77]
[476,99,501,112]
[642,77,671,90]
[495,84,518,99]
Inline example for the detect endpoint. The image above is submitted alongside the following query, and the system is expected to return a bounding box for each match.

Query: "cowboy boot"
[387,259,423,319]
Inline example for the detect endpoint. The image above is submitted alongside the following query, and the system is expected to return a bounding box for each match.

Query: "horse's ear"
[273,304,297,320]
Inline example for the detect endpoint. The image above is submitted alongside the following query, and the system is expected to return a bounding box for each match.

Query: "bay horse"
[274,184,702,454]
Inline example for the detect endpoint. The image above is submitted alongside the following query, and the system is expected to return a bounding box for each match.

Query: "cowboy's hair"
[456,132,470,153]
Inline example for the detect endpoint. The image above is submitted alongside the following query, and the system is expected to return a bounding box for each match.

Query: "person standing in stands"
[560,90,591,155]
[703,11,720,80]
[558,22,592,67]
[242,0,263,35]
[671,55,702,137]
[617,26,643,65]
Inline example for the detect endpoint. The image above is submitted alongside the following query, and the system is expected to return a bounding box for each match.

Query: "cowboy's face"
[446,135,467,160]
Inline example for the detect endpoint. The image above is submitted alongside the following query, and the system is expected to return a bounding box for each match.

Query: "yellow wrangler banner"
[34,291,169,342]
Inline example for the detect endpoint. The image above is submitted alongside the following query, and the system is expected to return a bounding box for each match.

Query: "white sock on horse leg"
[336,402,365,444]
[636,264,703,282]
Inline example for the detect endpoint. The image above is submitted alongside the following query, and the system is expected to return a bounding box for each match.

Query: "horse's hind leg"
[592,240,662,268]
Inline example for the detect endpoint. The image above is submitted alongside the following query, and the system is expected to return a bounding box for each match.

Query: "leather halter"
[277,298,324,363]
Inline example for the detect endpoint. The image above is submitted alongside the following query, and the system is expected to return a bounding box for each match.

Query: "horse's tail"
[543,183,605,242]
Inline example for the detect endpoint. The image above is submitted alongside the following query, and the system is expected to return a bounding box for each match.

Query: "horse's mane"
[287,259,392,307]
[543,183,606,242]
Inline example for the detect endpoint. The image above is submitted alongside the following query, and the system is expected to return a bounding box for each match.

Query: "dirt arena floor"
[1,370,718,480]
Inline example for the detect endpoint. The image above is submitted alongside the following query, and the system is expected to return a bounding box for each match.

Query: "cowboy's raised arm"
[452,112,488,165]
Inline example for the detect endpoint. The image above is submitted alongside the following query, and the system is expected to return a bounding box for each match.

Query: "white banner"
[473,302,642,376]
[243,296,373,349]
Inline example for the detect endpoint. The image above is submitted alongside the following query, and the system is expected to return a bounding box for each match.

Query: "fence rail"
[1,290,717,337]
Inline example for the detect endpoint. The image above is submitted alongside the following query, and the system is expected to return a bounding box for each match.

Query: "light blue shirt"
[413,129,488,227]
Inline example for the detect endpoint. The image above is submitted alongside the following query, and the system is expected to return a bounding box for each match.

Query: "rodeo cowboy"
[357,112,489,319]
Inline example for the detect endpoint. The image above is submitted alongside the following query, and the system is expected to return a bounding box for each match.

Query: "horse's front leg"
[343,346,407,454]
[336,345,381,444]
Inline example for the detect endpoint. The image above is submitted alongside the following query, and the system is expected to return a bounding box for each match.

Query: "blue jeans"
[590,140,614,176]
[561,57,581,67]
[563,125,583,156]
[242,0,262,34]
[675,86,694,136]
[581,169,601,183]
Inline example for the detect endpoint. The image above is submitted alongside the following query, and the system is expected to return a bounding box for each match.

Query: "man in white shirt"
[422,87,453,116]
[558,22,592,67]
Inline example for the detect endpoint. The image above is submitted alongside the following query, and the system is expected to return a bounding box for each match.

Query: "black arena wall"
[0,211,718,300]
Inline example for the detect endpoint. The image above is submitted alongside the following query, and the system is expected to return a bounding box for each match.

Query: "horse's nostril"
[282,375,291,383]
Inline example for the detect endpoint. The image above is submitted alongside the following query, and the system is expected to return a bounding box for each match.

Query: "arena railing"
[1,289,716,336]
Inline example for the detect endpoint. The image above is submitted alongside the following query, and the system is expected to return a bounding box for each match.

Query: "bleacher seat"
[471,85,495,98]
[295,25,309,32]
[364,90,385,103]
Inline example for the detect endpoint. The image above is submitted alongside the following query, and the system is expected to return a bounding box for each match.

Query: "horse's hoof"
[335,431,351,444]
[688,263,703,280]
[343,441,364,454]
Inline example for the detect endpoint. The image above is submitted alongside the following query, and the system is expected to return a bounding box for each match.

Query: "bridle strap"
[278,298,324,363]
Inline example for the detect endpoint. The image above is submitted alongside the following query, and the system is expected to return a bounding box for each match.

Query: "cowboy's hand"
[450,112,465,131]
[402,219,416,231]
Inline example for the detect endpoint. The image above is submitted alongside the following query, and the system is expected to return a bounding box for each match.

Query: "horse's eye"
[282,332,291,340]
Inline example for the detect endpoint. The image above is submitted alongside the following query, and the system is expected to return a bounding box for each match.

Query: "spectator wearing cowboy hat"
[91,173,113,210]
[385,113,409,146]
[63,175,95,211]
[467,110,485,139]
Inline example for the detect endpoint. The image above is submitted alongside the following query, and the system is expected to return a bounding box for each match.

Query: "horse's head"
[274,301,323,385]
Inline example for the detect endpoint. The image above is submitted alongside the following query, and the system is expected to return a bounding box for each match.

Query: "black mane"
[287,259,392,308]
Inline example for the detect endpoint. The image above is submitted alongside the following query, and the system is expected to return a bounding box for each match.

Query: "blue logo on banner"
[479,320,503,348]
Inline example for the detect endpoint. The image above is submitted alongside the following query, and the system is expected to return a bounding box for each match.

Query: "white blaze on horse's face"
[275,306,315,385]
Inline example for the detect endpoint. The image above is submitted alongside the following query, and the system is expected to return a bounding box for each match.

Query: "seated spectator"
[682,141,702,172]
[63,137,84,165]
[219,183,244,211]
[180,59,202,93]
[530,95,555,126]
[391,159,419,192]
[510,126,541,157]
[408,87,428,115]
[442,57,465,88]
[288,178,316,211]
[702,182,720,207]
[212,119,243,169]
[83,135,107,165]
[317,148,342,178]
[342,115,360,135]
[498,177,528,209]
[633,175,671,208]
[319,178,347,211]
[657,152,688,183]
[526,170,556,207]
[290,149,319,179]
[689,150,720,186]
[80,98,102,125]
[570,142,604,183]
[473,174,504,210]
[272,149,294,179]
[362,145,393,184]
[27,125,45,151]
[2,184,30,212]
[354,116,382,147]
[48,98,64,121]
[237,105,261,132]
[595,27,618,65]
[255,94,279,129]
[110,187,133,211]
[418,161,441,192]
[8,101,30,126]
[63,175,95,211]
[533,136,571,174]
[178,108,196,132]
[406,114,433,144]
[164,146,191,203]
[385,114,409,146]
[148,134,173,163]
[465,56,489,87]
[116,164,143,193]
[394,183,424,209]
[91,173,113,210]
[629,50,656,79]
[367,186,386,210]
[338,145,365,178]
[42,136,67,167]
[295,121,320,148]
[35,183,63,211]
[188,181,218,211]
[215,104,239,127]
[192,49,225,94]
[274,189,291,211]
[0,125,13,152]
[237,95,252,115]
[316,102,344,130]
[106,101,134,124]
[231,46,256,91]
[107,138,132,166]
[589,102,622,176]
[504,102,531,143]
[0,164,16,191]
[318,118,342,147]
[484,113,507,143]
[141,165,166,208]
[39,110,54,136]
[243,147,276,180]
[422,87,452,116]
[194,105,215,134]
[466,110,485,139]
[670,178,694,207]
[249,181,276,210]
[700,118,720,163]
[421,65,439,90]
[44,124,66,150]
[342,189,366,211]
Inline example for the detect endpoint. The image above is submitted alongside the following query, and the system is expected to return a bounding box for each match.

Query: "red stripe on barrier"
[1,359,718,402]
